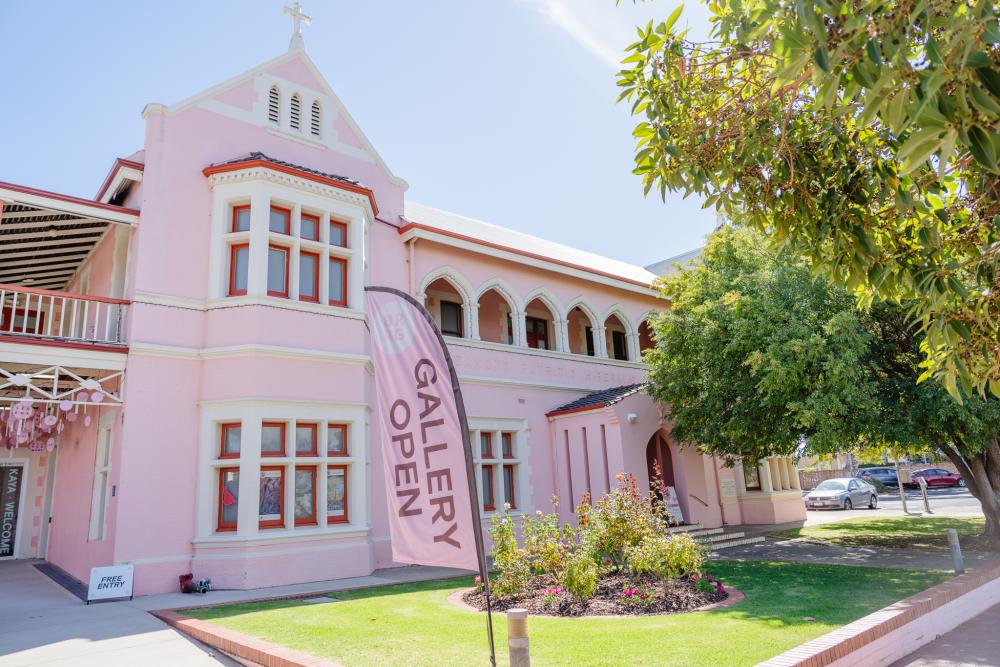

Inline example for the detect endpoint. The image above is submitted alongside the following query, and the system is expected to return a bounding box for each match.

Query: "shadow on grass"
[773,516,986,550]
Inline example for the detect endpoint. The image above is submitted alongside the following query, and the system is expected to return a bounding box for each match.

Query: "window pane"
[482,466,495,509]
[295,425,316,454]
[262,424,284,455]
[440,301,462,336]
[222,425,241,456]
[503,465,515,508]
[743,459,760,490]
[501,433,513,458]
[258,469,283,524]
[327,468,347,520]
[329,258,346,305]
[268,246,288,295]
[300,214,319,240]
[612,331,628,360]
[220,469,239,526]
[299,253,318,301]
[269,207,290,234]
[233,206,251,232]
[294,468,316,522]
[231,246,249,294]
[327,425,347,456]
[330,222,347,247]
[480,433,492,458]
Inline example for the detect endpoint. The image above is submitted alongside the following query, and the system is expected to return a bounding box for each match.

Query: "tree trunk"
[941,443,1000,549]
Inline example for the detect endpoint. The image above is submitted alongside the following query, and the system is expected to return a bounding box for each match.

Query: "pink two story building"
[0,40,804,595]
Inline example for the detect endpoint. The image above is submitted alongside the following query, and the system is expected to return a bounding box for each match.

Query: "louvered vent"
[310,100,321,137]
[290,94,301,131]
[268,86,280,124]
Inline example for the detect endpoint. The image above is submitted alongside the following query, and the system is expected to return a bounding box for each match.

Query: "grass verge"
[184,561,947,666]
[772,516,985,550]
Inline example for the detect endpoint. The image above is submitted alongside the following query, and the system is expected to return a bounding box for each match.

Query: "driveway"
[0,560,235,667]
[891,601,1000,667]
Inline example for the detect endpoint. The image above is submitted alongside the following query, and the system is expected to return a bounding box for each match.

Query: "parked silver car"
[804,478,878,510]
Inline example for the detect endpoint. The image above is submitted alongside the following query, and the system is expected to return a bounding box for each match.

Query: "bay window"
[299,251,319,302]
[300,211,320,241]
[329,257,347,307]
[232,205,251,232]
[229,244,249,296]
[269,205,291,234]
[208,415,361,535]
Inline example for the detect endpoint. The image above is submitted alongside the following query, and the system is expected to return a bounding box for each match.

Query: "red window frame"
[217,467,240,532]
[267,244,290,298]
[329,256,348,307]
[228,243,249,296]
[327,464,349,524]
[231,204,251,233]
[480,432,493,458]
[298,250,320,303]
[295,423,318,456]
[482,464,496,512]
[258,465,286,529]
[327,423,349,457]
[0,306,45,333]
[329,220,348,247]
[501,432,514,458]
[439,300,463,337]
[503,464,517,509]
[294,465,318,526]
[219,422,241,459]
[261,421,287,457]
[300,212,320,241]
[269,205,292,235]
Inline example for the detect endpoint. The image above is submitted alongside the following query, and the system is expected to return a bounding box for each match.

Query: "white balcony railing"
[0,283,129,347]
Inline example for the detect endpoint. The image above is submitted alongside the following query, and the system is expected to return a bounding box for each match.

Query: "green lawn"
[772,516,986,550]
[185,562,947,666]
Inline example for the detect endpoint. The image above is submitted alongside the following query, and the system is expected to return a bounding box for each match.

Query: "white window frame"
[468,417,530,516]
[88,423,113,541]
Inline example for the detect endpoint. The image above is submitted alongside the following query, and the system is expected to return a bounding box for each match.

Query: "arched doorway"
[646,431,675,497]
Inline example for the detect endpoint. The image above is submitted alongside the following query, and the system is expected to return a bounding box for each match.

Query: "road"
[801,486,983,526]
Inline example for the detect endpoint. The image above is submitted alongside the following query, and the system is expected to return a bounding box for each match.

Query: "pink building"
[0,39,803,596]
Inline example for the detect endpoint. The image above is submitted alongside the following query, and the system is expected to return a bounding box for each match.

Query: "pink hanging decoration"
[43,415,58,427]
[90,391,105,403]
[59,400,73,412]
[84,415,92,427]
[11,401,33,421]
[46,438,56,452]
[65,412,77,423]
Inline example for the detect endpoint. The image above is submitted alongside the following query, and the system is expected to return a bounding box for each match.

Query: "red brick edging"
[757,561,1000,667]
[152,610,341,667]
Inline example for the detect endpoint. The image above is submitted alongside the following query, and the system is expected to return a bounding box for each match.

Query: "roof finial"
[283,1,312,51]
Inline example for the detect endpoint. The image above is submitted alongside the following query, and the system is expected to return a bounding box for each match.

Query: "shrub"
[578,474,662,571]
[521,506,575,577]
[488,511,530,597]
[560,551,598,600]
[625,533,705,580]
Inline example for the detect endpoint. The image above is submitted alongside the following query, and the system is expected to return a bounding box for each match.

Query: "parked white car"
[804,478,878,510]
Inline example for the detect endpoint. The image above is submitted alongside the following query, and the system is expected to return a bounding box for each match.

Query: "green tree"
[648,226,1000,544]
[618,0,1000,399]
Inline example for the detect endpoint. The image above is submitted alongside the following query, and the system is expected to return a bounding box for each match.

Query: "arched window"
[310,100,321,137]
[290,94,302,131]
[268,86,280,125]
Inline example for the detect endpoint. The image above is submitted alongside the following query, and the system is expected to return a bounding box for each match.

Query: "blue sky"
[0,1,716,268]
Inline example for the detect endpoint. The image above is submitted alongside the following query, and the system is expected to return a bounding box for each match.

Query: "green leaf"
[926,38,943,65]
[664,4,684,31]
[976,69,1000,101]
[866,39,883,66]
[885,91,909,134]
[966,51,992,69]
[813,46,830,72]
[968,125,998,170]
[970,84,1000,115]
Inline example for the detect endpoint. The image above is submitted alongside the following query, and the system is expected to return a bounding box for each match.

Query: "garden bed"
[462,573,727,616]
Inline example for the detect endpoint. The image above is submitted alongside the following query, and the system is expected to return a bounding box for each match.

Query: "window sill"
[207,295,367,320]
[194,524,370,548]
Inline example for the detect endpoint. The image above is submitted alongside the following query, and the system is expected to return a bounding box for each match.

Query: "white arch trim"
[601,305,636,335]
[522,288,564,320]
[474,277,524,314]
[418,266,475,306]
[564,297,601,327]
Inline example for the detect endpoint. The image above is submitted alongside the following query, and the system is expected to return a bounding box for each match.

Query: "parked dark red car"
[906,468,965,488]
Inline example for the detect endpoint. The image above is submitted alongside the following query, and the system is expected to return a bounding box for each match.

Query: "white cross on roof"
[283,1,312,51]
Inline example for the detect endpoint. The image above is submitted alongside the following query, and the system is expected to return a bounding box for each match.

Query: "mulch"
[462,573,726,617]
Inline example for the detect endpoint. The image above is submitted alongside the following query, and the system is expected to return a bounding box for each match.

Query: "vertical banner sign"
[0,465,22,559]
[366,287,481,572]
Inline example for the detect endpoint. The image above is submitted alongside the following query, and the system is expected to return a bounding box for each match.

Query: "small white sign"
[720,479,737,499]
[665,485,685,524]
[87,564,134,602]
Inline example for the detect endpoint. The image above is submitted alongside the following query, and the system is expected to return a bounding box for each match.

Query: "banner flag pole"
[365,286,497,666]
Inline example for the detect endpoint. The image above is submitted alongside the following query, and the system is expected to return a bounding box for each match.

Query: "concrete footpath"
[0,559,465,667]
[891,601,1000,667]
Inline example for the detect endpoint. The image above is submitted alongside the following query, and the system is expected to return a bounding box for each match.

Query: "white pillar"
[787,458,801,490]
[515,311,528,347]
[237,418,262,537]
[626,332,640,362]
[248,191,270,297]
[759,459,773,493]
[555,319,569,353]
[595,326,608,358]
[468,303,480,341]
